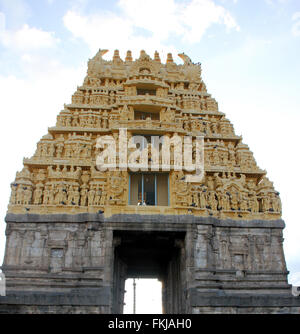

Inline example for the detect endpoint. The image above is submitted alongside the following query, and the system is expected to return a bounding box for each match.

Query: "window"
[129,173,169,206]
[51,249,64,258]
[134,110,160,121]
[137,89,156,96]
[50,248,64,273]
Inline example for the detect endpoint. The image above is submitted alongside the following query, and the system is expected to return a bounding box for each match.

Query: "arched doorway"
[112,230,187,314]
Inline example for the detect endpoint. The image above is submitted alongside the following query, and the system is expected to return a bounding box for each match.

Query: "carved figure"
[80,185,88,206]
[9,184,17,205]
[88,187,96,206]
[33,185,43,205]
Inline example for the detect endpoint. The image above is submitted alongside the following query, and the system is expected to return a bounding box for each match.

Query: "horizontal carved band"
[5,213,285,229]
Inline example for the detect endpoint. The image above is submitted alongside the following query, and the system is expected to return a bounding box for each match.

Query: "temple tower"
[1,49,299,314]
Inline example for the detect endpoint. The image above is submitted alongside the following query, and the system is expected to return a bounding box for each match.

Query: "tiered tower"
[1,50,299,314]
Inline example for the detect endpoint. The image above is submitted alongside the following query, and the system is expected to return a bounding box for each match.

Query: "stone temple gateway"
[0,49,299,314]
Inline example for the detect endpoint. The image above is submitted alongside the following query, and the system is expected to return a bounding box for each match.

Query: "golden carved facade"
[8,49,281,220]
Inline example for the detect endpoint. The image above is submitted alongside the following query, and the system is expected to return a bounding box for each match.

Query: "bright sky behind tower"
[0,0,299,290]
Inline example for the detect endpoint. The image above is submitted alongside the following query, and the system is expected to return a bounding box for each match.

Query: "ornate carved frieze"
[7,49,281,221]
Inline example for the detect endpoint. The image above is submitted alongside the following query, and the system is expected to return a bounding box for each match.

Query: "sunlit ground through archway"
[123,278,162,314]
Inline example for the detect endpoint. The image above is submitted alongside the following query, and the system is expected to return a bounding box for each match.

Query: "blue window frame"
[129,173,169,206]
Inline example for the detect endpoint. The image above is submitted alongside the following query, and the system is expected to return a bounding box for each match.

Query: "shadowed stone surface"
[1,212,300,314]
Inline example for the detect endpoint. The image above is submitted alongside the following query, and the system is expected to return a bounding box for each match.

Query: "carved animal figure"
[178,52,192,65]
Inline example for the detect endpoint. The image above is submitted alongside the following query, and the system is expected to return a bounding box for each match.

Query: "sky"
[124,279,162,314]
[0,0,299,307]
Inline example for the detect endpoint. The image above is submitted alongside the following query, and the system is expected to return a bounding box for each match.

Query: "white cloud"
[179,0,240,42]
[118,0,183,40]
[292,12,300,37]
[0,12,59,51]
[0,22,60,50]
[63,0,239,58]
[63,9,177,61]
[119,0,240,40]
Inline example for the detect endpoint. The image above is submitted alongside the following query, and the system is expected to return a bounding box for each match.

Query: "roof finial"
[113,49,121,62]
[125,50,133,62]
[166,53,174,63]
[154,51,161,63]
[140,50,146,58]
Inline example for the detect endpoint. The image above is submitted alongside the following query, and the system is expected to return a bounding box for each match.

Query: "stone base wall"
[1,213,300,314]
[192,306,300,314]
[190,290,300,314]
[0,305,107,314]
[1,290,300,314]
[0,290,110,314]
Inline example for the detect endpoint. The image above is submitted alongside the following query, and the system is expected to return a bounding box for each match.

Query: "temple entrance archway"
[112,230,187,314]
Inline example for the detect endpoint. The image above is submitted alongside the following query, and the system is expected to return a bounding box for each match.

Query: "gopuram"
[0,49,299,314]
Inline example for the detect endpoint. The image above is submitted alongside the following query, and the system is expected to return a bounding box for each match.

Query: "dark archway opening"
[112,230,186,314]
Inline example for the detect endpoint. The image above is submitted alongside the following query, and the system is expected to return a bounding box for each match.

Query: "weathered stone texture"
[1,214,299,313]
